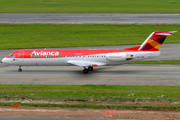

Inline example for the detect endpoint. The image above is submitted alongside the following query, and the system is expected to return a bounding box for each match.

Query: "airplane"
[2,31,176,74]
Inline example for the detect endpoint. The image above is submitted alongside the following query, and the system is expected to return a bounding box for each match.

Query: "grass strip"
[1,85,180,98]
[131,60,180,65]
[0,0,180,13]
[1,85,180,109]
[0,24,179,49]
[1,102,180,110]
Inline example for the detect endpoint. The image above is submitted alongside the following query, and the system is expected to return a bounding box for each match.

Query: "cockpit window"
[9,54,16,57]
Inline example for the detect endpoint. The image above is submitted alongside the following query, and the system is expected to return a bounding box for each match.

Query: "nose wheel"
[18,66,22,72]
[83,66,93,74]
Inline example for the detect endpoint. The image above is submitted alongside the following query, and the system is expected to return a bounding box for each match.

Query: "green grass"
[0,0,180,13]
[0,85,180,98]
[1,102,180,110]
[1,85,180,109]
[0,24,179,49]
[131,60,180,65]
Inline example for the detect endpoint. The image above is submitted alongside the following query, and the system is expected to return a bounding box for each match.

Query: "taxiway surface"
[0,13,180,24]
[0,65,180,86]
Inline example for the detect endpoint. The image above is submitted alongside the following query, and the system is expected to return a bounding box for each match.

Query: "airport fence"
[0,94,180,108]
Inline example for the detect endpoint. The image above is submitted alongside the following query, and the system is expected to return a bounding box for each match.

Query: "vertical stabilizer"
[139,31,176,51]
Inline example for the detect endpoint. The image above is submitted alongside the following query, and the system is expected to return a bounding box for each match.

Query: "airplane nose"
[2,58,6,63]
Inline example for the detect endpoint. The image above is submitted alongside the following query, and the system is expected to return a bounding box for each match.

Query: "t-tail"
[138,31,177,51]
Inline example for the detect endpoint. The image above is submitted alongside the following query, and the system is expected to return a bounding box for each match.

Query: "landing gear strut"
[83,66,93,74]
[18,66,22,72]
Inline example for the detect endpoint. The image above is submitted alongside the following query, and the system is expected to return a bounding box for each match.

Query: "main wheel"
[88,67,93,71]
[83,69,89,74]
[18,68,22,72]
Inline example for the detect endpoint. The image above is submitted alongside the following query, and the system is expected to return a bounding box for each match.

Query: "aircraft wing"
[67,60,106,67]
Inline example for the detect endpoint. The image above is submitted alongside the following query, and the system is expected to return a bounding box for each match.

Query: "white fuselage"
[2,51,160,66]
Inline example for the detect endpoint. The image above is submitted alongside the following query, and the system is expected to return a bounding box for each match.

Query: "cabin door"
[18,51,24,62]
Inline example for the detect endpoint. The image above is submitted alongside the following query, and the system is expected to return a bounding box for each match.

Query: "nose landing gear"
[83,66,93,74]
[18,66,22,72]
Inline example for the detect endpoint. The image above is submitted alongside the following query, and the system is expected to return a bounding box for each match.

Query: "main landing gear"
[83,66,93,74]
[18,66,22,72]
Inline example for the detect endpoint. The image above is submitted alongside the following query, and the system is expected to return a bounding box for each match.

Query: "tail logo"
[139,31,176,51]
[147,38,164,50]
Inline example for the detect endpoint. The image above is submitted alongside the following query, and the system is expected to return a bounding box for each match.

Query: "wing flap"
[67,60,106,67]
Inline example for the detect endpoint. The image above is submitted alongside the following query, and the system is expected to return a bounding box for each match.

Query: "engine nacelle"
[106,53,133,62]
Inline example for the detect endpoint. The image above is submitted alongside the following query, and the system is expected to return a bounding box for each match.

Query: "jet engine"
[106,53,133,62]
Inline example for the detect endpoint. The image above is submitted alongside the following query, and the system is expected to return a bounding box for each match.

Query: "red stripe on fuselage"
[6,49,156,59]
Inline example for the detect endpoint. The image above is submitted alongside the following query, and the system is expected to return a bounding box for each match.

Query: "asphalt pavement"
[0,13,180,24]
[1,64,180,86]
